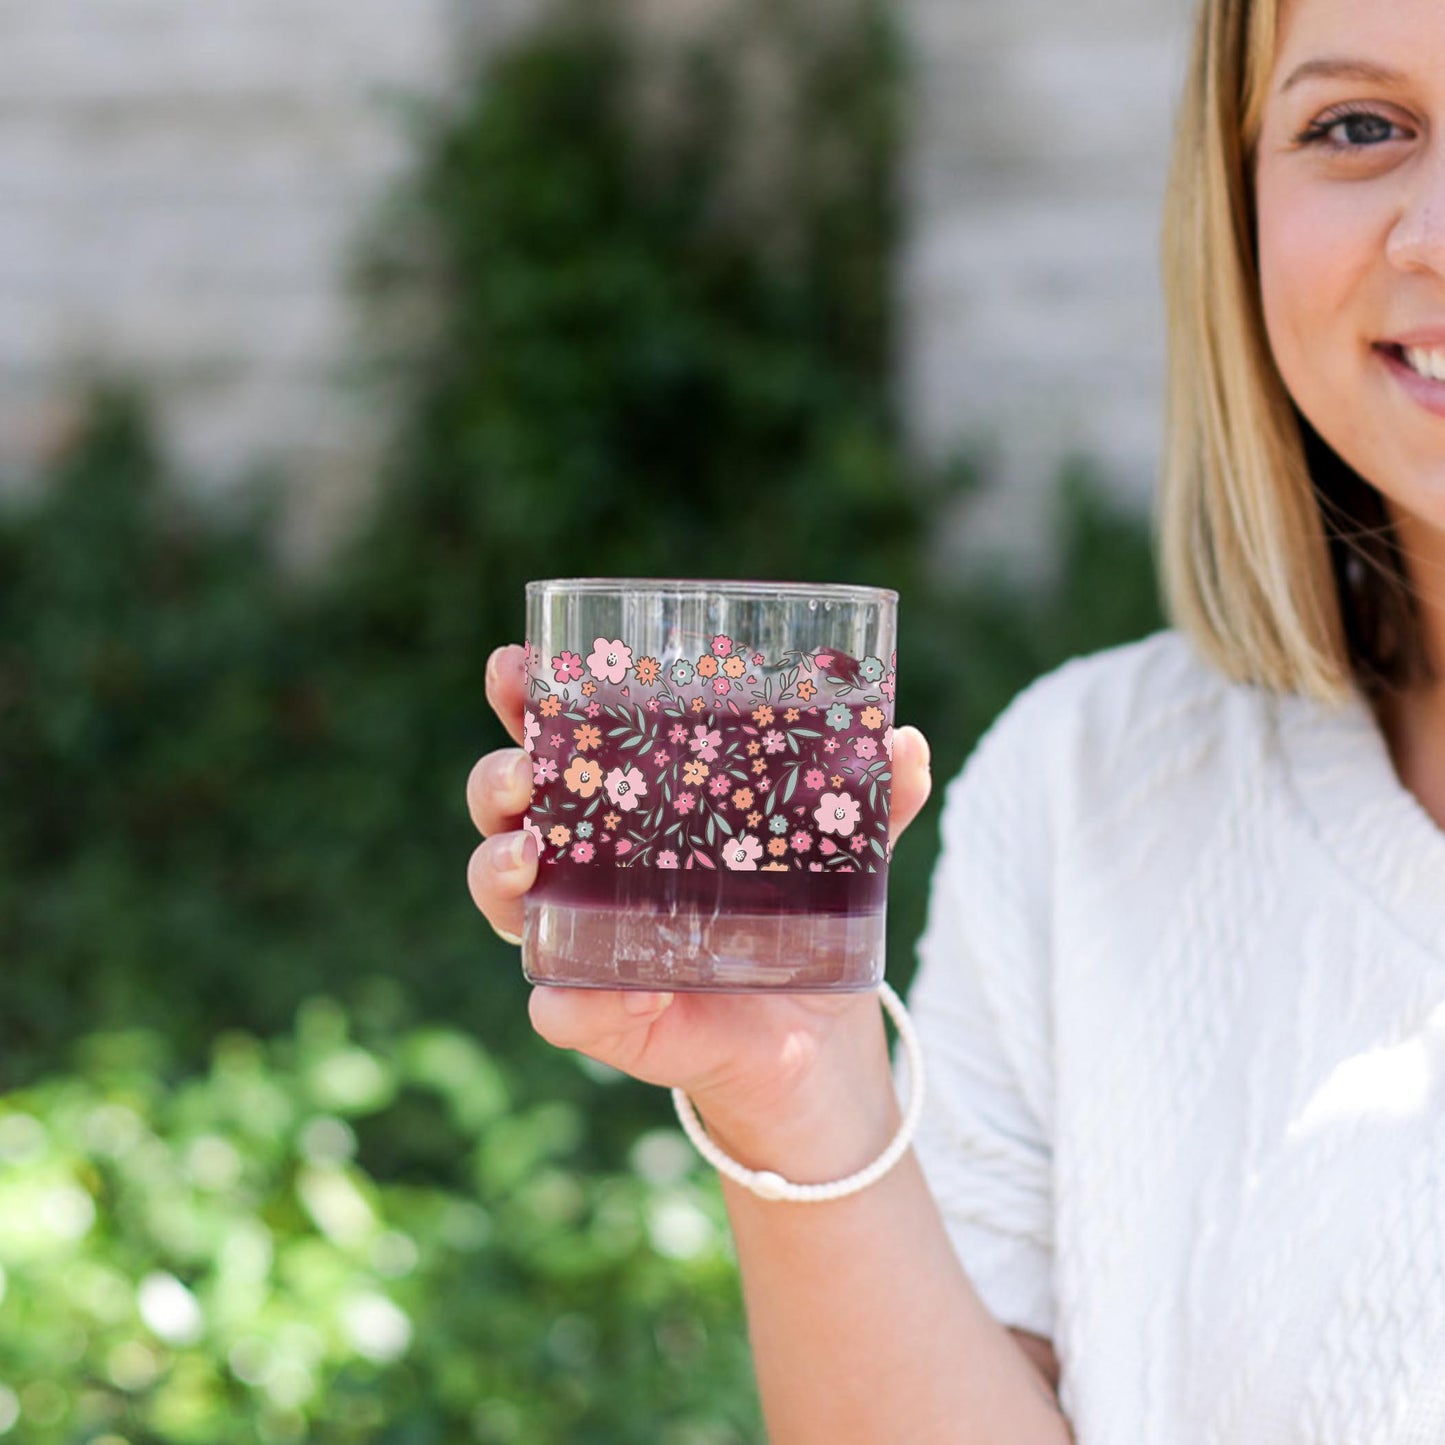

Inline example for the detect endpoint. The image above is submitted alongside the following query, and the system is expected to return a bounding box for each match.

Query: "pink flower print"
[572,841,595,863]
[819,837,838,856]
[523,710,541,753]
[883,726,894,760]
[860,705,886,731]
[791,830,812,853]
[552,650,584,683]
[668,724,688,744]
[752,652,765,666]
[585,702,601,719]
[809,862,823,872]
[853,736,878,761]
[762,729,785,754]
[712,677,730,696]
[708,775,730,797]
[586,637,633,685]
[850,835,867,853]
[711,634,733,657]
[657,850,679,869]
[653,749,669,766]
[548,733,564,750]
[616,839,632,856]
[675,791,696,814]
[822,738,838,754]
[838,863,855,873]
[880,675,896,702]
[804,768,826,790]
[815,791,862,837]
[757,777,771,792]
[689,725,721,762]
[604,764,647,811]
[646,697,660,712]
[533,757,558,786]
[522,815,544,853]
[724,833,763,870]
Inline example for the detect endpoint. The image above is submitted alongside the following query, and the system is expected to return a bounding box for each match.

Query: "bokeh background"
[0,1,1186,1440]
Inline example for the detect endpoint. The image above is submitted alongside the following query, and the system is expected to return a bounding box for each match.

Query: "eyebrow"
[1280,57,1409,94]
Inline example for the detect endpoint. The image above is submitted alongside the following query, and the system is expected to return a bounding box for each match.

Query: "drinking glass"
[520,578,898,991]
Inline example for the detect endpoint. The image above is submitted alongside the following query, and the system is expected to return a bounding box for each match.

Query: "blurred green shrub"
[0,0,1164,1438]
[0,1000,759,1445]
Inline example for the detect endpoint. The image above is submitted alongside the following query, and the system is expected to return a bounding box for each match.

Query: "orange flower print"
[796,678,817,701]
[682,760,709,786]
[634,656,661,686]
[563,756,603,798]
[573,723,602,751]
[761,860,789,872]
[831,774,844,789]
[767,837,788,856]
[731,786,754,811]
[581,680,597,697]
[603,811,621,830]
[751,705,774,727]
[784,707,800,723]
[722,655,745,679]
[690,697,706,713]
[547,824,571,847]
[696,655,720,679]
[860,705,886,731]
[746,810,762,828]
[751,759,767,775]
[746,740,762,756]
[539,694,562,717]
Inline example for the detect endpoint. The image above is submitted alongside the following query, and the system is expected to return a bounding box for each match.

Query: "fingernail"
[486,647,503,690]
[504,831,533,871]
[623,991,674,1016]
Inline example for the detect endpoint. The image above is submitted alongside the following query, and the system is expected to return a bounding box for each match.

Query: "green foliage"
[0,0,1165,1438]
[0,1001,757,1444]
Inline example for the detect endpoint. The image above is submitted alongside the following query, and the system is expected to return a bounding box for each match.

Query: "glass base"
[522,900,885,992]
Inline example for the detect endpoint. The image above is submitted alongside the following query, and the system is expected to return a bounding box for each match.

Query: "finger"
[466,748,534,838]
[528,985,675,1065]
[485,644,529,747]
[887,726,933,846]
[466,830,537,943]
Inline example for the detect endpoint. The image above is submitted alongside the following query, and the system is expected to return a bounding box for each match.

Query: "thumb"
[887,726,932,845]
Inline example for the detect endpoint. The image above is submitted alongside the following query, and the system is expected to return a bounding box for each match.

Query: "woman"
[467,0,1445,1437]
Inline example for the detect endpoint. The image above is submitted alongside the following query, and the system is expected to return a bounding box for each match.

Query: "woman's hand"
[467,643,932,1159]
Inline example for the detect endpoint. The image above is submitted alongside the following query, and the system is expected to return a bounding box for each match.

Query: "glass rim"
[526,577,898,605]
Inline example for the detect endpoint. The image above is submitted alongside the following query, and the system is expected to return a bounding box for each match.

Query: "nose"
[1386,147,1445,275]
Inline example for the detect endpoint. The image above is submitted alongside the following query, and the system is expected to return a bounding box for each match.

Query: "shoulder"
[947,628,1266,842]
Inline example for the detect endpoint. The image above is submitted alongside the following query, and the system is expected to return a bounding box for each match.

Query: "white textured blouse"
[899,627,1445,1444]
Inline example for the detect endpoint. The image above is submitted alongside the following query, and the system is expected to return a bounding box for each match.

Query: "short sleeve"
[892,684,1059,1341]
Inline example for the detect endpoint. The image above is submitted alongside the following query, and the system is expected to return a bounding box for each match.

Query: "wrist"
[688,1015,903,1185]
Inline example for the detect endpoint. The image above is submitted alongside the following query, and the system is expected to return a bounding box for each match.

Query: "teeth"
[1403,346,1445,382]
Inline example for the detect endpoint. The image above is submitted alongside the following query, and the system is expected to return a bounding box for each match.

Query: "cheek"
[1255,169,1376,400]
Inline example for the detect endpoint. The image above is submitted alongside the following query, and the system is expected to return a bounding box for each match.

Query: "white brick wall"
[900,0,1197,582]
[0,0,494,563]
[1,0,1196,575]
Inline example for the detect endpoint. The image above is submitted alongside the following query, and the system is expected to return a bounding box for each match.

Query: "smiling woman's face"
[1255,0,1445,546]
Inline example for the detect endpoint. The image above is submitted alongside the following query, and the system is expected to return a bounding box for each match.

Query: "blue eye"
[1297,107,1407,151]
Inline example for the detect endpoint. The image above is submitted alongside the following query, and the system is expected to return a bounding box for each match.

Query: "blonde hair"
[1157,0,1434,706]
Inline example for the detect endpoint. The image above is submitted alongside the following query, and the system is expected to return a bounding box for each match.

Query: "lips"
[1377,342,1445,419]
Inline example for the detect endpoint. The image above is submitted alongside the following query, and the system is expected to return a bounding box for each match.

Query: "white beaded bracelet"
[670,980,925,1203]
